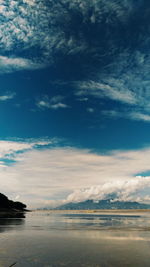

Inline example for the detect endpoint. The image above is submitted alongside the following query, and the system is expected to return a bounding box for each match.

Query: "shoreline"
[34,209,150,214]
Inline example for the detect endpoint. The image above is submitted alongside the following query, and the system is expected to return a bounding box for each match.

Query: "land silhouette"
[0,193,26,211]
[0,193,27,218]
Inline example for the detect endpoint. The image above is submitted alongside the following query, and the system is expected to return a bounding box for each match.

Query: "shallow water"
[0,210,150,267]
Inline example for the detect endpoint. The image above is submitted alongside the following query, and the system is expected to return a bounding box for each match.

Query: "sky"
[0,0,150,208]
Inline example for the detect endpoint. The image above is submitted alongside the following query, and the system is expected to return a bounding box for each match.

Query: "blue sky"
[0,0,150,207]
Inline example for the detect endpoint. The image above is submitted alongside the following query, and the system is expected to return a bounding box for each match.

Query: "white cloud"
[0,140,33,158]
[101,110,150,123]
[0,92,15,101]
[50,103,69,110]
[37,95,69,110]
[0,56,44,73]
[1,145,150,208]
[37,100,50,109]
[0,139,55,160]
[37,100,69,110]
[129,112,150,122]
[66,177,150,203]
[76,80,136,105]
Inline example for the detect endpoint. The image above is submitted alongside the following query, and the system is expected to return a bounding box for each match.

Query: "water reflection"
[32,212,150,231]
[61,213,142,229]
[0,211,150,267]
[0,213,25,233]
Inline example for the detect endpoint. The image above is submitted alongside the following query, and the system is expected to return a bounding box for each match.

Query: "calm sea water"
[0,210,150,267]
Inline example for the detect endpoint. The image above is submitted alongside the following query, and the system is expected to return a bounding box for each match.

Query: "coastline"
[34,209,150,214]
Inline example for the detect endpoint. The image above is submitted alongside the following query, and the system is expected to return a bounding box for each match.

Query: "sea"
[0,210,150,267]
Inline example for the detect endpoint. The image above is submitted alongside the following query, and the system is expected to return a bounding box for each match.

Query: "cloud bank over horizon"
[0,139,150,208]
[66,177,150,204]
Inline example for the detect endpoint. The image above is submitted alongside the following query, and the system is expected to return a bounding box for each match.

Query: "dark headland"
[0,193,27,218]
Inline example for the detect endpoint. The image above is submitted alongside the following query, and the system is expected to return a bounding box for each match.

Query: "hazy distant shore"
[36,209,150,214]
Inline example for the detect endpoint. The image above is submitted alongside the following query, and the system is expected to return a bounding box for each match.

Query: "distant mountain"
[0,193,27,212]
[54,199,150,210]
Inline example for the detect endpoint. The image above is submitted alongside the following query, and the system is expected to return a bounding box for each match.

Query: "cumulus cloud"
[0,145,150,207]
[66,177,150,203]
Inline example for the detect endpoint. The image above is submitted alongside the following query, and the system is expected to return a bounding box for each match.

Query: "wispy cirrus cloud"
[129,112,150,122]
[75,50,150,122]
[1,0,150,124]
[0,0,144,70]
[101,110,150,122]
[76,79,137,105]
[0,56,45,73]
